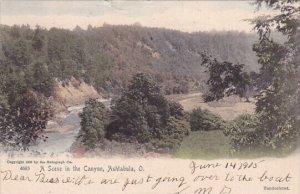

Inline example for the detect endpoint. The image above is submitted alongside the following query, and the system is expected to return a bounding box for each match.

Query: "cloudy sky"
[0,1,274,32]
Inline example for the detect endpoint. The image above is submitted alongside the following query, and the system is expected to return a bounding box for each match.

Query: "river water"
[27,99,111,156]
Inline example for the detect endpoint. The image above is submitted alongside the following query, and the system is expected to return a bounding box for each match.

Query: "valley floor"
[176,92,255,120]
[21,92,262,158]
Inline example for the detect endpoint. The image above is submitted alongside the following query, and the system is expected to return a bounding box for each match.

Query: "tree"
[106,73,189,152]
[3,38,30,67]
[224,0,299,153]
[0,90,52,150]
[31,62,55,97]
[78,99,110,149]
[32,26,45,51]
[249,0,300,151]
[201,54,250,102]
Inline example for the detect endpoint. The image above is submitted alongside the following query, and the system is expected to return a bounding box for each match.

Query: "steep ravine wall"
[53,77,101,111]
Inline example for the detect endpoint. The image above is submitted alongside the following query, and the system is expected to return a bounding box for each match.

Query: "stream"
[27,99,111,156]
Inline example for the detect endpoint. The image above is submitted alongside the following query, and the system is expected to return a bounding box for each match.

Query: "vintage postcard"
[0,0,299,193]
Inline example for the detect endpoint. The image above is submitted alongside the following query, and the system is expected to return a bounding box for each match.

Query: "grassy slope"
[175,130,298,159]
[175,130,231,159]
[173,92,264,159]
[174,93,252,159]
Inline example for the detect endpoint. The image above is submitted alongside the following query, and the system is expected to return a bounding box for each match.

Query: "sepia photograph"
[0,0,299,193]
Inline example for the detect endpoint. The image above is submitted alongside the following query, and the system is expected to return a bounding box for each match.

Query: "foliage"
[28,62,55,97]
[190,108,225,131]
[224,0,300,153]
[0,41,53,150]
[164,81,190,95]
[93,139,147,157]
[78,99,110,149]
[0,17,272,153]
[149,117,190,152]
[201,54,251,102]
[106,73,190,152]
[0,90,52,150]
[0,24,260,94]
[0,25,115,94]
[224,114,260,153]
[250,0,299,151]
[169,101,185,119]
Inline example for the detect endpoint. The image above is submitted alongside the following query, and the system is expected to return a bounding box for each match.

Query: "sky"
[0,1,275,33]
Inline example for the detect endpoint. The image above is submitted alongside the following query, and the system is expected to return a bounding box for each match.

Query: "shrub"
[78,98,110,149]
[224,113,299,155]
[190,108,225,131]
[224,114,260,154]
[169,101,185,119]
[95,139,147,157]
[149,117,190,152]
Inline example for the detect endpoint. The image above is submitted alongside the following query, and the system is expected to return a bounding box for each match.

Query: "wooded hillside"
[0,24,259,95]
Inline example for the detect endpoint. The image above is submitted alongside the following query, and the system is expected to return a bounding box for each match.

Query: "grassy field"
[173,92,256,159]
[175,130,231,159]
[175,130,298,159]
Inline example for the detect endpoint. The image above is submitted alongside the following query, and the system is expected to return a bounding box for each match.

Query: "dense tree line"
[0,24,260,94]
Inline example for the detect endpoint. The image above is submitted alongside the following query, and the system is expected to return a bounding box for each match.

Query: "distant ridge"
[0,24,260,94]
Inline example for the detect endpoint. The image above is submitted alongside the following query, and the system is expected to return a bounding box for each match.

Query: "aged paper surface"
[0,154,300,194]
[0,0,299,193]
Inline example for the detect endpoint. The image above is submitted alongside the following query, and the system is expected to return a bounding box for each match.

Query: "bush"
[224,113,299,155]
[149,117,190,152]
[94,139,147,157]
[169,101,185,119]
[190,108,225,131]
[78,99,110,149]
[224,114,260,154]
